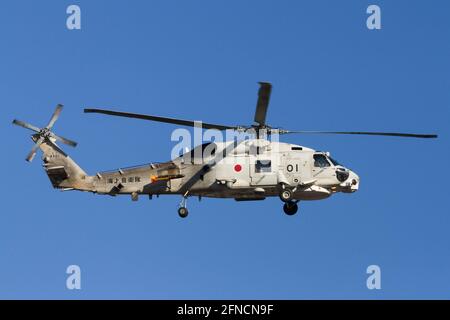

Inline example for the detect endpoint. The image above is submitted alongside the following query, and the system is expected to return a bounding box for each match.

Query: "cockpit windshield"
[313,154,343,167]
[328,156,341,166]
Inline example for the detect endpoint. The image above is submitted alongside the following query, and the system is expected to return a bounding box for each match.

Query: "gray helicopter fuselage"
[88,139,359,201]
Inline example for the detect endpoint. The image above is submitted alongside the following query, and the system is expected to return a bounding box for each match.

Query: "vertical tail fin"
[39,138,93,190]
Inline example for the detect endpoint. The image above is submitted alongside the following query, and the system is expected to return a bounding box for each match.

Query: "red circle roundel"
[234,164,242,172]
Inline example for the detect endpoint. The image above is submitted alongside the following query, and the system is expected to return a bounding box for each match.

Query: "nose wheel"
[283,201,299,216]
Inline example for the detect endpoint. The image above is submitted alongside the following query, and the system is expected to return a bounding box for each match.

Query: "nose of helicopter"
[348,170,360,192]
[339,169,359,193]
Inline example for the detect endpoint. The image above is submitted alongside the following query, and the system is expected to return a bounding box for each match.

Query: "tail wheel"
[178,207,189,218]
[283,201,298,216]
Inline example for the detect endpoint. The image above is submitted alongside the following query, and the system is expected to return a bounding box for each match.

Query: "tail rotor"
[12,104,78,162]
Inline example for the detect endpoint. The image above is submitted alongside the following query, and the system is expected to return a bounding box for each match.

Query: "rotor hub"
[40,128,51,138]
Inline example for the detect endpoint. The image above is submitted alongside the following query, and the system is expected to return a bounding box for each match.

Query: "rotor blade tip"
[26,154,36,162]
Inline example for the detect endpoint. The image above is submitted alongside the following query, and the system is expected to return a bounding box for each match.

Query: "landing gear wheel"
[279,188,294,202]
[283,201,298,216]
[178,207,189,218]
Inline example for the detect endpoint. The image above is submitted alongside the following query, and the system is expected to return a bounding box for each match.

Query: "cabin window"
[135,176,141,182]
[313,154,331,168]
[255,160,271,173]
[128,177,134,183]
[107,178,113,184]
[122,177,127,183]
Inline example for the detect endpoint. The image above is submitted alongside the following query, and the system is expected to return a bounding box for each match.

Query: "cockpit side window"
[313,154,331,168]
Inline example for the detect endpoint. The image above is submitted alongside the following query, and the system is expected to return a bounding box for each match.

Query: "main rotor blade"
[52,133,78,147]
[26,137,44,162]
[84,108,236,131]
[283,130,438,139]
[254,82,272,126]
[12,119,40,133]
[46,104,63,129]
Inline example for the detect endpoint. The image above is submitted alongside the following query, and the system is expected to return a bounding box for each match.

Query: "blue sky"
[0,0,448,299]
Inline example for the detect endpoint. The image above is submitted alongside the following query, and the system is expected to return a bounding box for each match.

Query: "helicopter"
[12,82,437,218]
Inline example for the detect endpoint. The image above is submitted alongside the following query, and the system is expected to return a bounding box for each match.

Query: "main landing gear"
[279,189,294,202]
[278,184,299,215]
[283,201,299,216]
[279,184,297,202]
